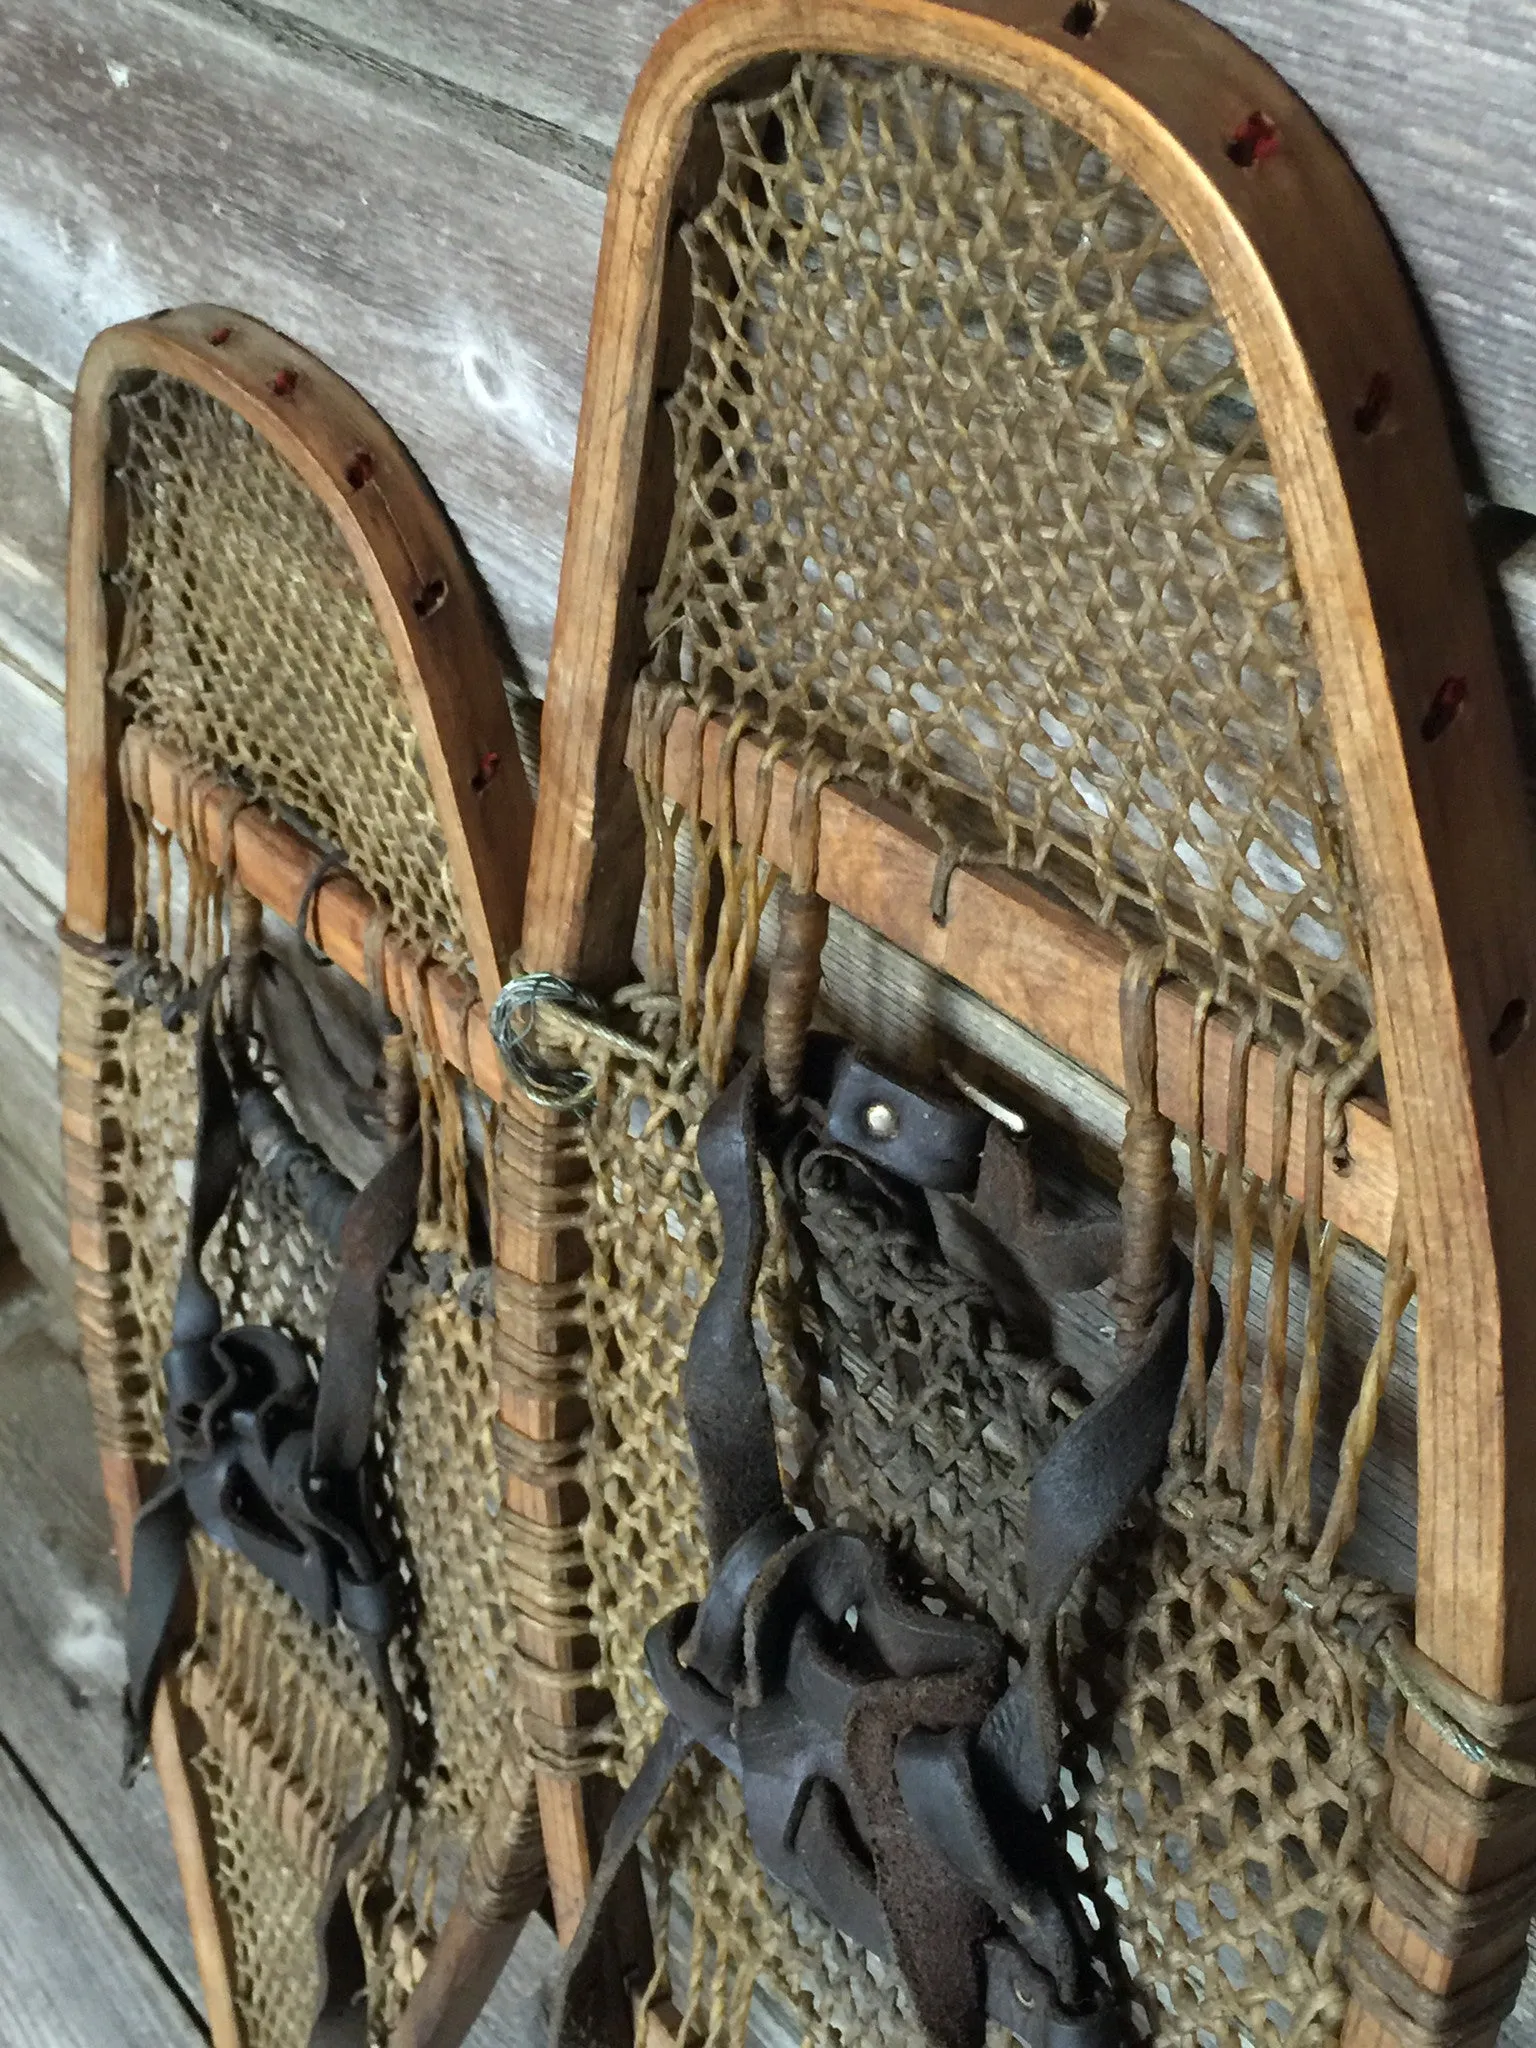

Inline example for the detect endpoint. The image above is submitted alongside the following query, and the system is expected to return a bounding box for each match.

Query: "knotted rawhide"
[61,307,543,2048]
[504,2,1536,2044]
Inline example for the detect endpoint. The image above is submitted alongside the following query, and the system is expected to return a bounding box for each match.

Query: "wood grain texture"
[0,872,61,1071]
[0,1096,70,1305]
[1176,0,1536,520]
[0,1743,204,2048]
[239,0,1536,517]
[0,866,69,1302]
[0,650,70,1298]
[0,357,69,696]
[468,1916,561,2048]
[0,1300,204,2014]
[255,0,669,156]
[0,651,66,912]
[0,0,603,683]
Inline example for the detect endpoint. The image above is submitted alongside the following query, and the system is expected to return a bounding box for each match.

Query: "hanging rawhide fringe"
[496,6,1536,2047]
[60,308,545,2048]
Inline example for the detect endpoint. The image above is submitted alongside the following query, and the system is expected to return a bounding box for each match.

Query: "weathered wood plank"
[0,1290,205,2015]
[0,854,62,1069]
[0,651,66,910]
[0,646,69,1297]
[468,1914,560,2048]
[235,0,1536,518]
[0,355,68,696]
[0,0,604,682]
[221,0,633,169]
[1184,0,1536,517]
[0,1743,205,2048]
[0,634,70,1298]
[1505,537,1536,696]
[0,1113,70,1308]
[0,864,69,1301]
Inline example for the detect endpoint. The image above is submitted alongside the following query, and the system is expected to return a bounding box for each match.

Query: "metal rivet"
[862,1100,898,1140]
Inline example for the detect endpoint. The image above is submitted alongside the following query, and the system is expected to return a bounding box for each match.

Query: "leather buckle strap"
[553,1049,1199,2048]
[558,1508,1115,2048]
[649,1519,1110,2048]
[120,955,420,2048]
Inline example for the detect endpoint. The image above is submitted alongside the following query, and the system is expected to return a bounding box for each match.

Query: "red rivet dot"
[1228,112,1281,167]
[1421,674,1468,743]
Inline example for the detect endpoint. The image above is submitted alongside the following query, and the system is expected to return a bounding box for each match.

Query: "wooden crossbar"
[642,708,1399,1255]
[130,733,503,1098]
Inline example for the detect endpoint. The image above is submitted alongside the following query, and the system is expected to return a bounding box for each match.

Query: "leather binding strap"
[122,961,421,2048]
[1345,1924,1531,2048]
[552,1048,1199,2048]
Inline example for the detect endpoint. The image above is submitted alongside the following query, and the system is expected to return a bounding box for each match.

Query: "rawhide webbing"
[553,1047,1202,2048]
[122,959,420,2048]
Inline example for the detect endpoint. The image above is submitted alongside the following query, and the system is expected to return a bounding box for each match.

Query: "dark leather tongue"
[844,1665,999,2048]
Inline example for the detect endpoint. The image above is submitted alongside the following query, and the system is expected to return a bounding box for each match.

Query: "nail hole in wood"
[471,750,501,794]
[1063,0,1103,32]
[1421,674,1468,742]
[344,450,375,490]
[208,325,232,345]
[1354,372,1393,436]
[270,368,299,397]
[1491,997,1529,1058]
[412,577,448,619]
[1227,112,1280,167]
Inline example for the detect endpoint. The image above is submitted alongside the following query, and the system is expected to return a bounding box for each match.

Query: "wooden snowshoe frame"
[63,306,542,2048]
[510,3,1536,2044]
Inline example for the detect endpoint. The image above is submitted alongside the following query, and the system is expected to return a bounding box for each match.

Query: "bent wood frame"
[521,0,1536,2039]
[62,307,537,2048]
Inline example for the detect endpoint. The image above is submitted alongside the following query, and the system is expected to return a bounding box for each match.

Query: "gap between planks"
[0,1737,207,2048]
[177,0,613,189]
